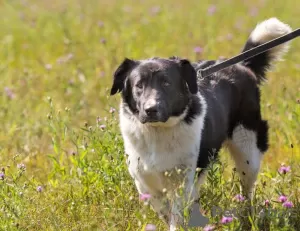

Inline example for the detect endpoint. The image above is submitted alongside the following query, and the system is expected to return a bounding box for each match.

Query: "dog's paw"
[187,203,209,228]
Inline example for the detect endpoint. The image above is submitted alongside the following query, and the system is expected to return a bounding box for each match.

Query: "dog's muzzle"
[139,100,168,124]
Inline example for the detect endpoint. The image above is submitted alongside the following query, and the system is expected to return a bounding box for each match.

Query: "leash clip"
[197,69,204,80]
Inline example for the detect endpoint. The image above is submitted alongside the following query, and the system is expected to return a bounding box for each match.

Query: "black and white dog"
[110,18,292,230]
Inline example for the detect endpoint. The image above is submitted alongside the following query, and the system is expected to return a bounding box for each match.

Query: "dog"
[110,18,292,230]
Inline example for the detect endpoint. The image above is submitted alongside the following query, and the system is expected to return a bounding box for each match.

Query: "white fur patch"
[119,93,207,195]
[249,17,292,62]
[227,125,262,198]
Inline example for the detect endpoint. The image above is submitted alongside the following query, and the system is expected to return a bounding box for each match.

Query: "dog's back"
[195,18,292,195]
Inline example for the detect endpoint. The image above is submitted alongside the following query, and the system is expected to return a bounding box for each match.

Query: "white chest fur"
[119,95,207,194]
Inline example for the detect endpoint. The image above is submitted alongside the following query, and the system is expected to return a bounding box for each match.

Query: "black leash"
[197,28,300,78]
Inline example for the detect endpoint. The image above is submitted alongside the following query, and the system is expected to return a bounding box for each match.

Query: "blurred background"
[1,0,299,169]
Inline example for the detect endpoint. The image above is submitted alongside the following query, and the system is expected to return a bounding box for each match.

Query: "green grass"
[0,0,300,230]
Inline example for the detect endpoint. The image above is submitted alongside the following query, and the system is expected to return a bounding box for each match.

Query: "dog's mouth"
[138,114,169,124]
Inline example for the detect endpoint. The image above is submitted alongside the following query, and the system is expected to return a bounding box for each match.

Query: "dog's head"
[110,57,198,125]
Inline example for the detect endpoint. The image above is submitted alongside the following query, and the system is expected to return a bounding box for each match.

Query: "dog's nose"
[144,103,158,117]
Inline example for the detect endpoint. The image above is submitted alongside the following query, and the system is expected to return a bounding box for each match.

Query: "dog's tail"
[241,18,292,84]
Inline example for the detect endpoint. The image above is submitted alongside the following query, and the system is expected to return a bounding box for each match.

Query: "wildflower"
[207,5,217,15]
[4,87,15,99]
[235,20,244,30]
[99,124,106,131]
[100,38,106,44]
[234,194,245,202]
[0,172,4,180]
[226,33,233,41]
[122,6,131,13]
[249,7,258,17]
[17,163,26,170]
[139,193,151,201]
[264,199,270,206]
[278,195,287,203]
[193,46,203,54]
[37,186,43,192]
[204,224,215,231]
[278,165,291,174]
[57,53,74,64]
[221,216,233,224]
[45,64,52,70]
[109,107,116,113]
[283,201,293,208]
[98,21,104,28]
[145,224,156,230]
[99,71,105,78]
[150,6,160,15]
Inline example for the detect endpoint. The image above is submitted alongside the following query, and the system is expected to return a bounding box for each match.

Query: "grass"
[0,0,300,230]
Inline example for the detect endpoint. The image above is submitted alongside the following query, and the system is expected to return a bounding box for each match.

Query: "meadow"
[0,0,300,230]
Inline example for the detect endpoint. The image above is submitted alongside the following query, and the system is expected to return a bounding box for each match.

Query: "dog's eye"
[136,82,143,89]
[162,81,170,87]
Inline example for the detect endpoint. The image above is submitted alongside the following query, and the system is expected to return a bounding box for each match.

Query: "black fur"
[183,95,202,124]
[111,26,284,175]
[193,59,269,171]
[176,59,198,94]
[110,58,138,95]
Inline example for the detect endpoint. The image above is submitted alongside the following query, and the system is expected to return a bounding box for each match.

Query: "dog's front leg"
[134,179,171,225]
[169,168,197,231]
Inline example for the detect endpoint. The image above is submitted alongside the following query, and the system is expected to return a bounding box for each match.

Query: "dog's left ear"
[177,59,198,94]
[110,58,138,95]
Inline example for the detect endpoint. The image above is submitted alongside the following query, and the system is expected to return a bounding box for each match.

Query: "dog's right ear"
[110,58,137,95]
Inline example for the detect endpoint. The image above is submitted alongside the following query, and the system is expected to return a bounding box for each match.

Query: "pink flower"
[249,7,258,17]
[37,186,43,192]
[204,224,215,231]
[234,194,245,202]
[99,124,106,130]
[150,6,160,15]
[264,199,270,206]
[278,165,291,174]
[0,172,4,180]
[139,193,151,201]
[4,87,15,99]
[283,201,293,208]
[109,107,116,113]
[207,5,217,15]
[17,163,26,170]
[278,195,287,203]
[100,38,106,44]
[145,224,156,230]
[45,64,52,70]
[193,46,203,54]
[221,216,233,224]
[98,21,104,28]
[96,116,102,123]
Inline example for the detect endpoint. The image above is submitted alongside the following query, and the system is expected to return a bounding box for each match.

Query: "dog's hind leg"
[227,121,268,199]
